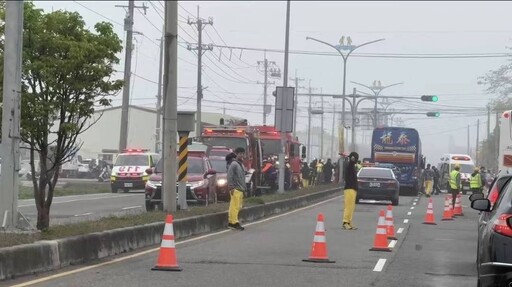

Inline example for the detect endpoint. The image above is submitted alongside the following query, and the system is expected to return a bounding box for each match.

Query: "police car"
[110,148,161,193]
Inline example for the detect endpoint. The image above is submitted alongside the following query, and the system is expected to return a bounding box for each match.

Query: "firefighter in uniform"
[470,167,482,194]
[449,164,461,209]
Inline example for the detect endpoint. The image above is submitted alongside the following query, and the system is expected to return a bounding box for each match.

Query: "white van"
[438,154,476,194]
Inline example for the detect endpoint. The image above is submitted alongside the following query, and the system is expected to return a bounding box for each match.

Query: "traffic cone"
[454,193,464,216]
[303,213,335,263]
[448,194,455,218]
[370,210,392,252]
[152,215,182,271]
[423,197,437,225]
[385,205,397,240]
[441,195,454,221]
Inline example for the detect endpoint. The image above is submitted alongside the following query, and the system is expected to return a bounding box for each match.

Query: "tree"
[0,2,123,229]
[479,46,512,99]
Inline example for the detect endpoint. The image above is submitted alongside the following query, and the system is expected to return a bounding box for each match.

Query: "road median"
[0,185,341,281]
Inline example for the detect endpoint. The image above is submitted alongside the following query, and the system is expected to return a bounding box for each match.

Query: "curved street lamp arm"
[350,81,375,94]
[347,38,386,57]
[306,36,345,60]
[381,82,404,90]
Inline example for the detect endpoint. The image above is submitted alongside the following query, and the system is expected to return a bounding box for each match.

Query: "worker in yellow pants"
[343,188,357,228]
[227,147,247,231]
[423,164,434,197]
[228,189,244,226]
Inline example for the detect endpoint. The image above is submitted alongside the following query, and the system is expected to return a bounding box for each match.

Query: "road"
[7,193,478,287]
[18,192,146,225]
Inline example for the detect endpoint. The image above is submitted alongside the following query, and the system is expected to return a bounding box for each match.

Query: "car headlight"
[146,180,161,189]
[189,180,206,189]
[217,178,227,186]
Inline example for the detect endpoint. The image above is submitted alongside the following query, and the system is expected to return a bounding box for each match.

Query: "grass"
[18,182,111,200]
[0,183,340,248]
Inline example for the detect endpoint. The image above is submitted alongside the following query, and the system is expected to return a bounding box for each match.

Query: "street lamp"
[305,36,385,153]
[350,80,403,128]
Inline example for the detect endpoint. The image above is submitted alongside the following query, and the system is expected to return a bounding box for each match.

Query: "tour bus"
[499,110,512,173]
[438,154,476,194]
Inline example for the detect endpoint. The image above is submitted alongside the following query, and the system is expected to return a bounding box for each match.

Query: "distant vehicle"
[499,110,512,173]
[208,146,232,202]
[144,150,217,211]
[110,148,160,193]
[77,158,95,178]
[356,167,400,206]
[471,170,512,286]
[438,154,475,194]
[19,159,40,180]
[371,127,424,196]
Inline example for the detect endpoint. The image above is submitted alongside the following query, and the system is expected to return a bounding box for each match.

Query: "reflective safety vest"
[449,170,460,189]
[470,173,481,189]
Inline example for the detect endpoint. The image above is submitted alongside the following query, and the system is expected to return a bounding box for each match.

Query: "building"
[75,105,243,158]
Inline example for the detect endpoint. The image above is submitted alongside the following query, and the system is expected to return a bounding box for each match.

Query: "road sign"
[274,86,295,132]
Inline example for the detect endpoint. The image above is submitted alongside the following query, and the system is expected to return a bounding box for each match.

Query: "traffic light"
[426,112,440,117]
[421,95,439,102]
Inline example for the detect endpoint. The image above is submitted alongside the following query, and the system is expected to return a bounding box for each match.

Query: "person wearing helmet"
[470,167,483,195]
[343,152,359,230]
[449,164,461,208]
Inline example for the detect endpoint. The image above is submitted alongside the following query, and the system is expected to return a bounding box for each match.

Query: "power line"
[73,1,123,27]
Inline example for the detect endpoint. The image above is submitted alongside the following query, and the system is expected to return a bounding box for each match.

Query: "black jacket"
[344,161,358,191]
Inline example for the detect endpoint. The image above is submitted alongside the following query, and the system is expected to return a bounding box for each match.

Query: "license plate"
[463,186,469,190]
[369,182,381,188]
[124,183,133,188]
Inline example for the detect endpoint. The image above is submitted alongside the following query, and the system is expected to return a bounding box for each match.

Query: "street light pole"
[306,36,385,153]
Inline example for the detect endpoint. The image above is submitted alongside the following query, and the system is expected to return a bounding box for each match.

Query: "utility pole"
[155,29,164,153]
[331,102,336,159]
[467,124,470,155]
[0,0,23,230]
[320,89,324,158]
[487,105,491,140]
[257,51,279,125]
[117,1,148,152]
[476,119,480,165]
[306,81,312,162]
[162,0,178,212]
[187,6,213,135]
[290,70,304,137]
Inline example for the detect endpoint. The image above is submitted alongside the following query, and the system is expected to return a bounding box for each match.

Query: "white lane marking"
[11,194,342,287]
[373,258,387,272]
[413,202,417,206]
[122,206,141,210]
[397,227,404,234]
[73,213,92,217]
[388,240,397,248]
[18,194,139,207]
[407,211,412,215]
[403,219,409,224]
[410,206,415,210]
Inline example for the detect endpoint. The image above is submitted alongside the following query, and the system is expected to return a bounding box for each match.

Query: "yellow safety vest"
[470,173,481,189]
[449,170,460,189]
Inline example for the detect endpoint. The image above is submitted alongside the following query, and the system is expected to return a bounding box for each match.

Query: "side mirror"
[301,146,306,159]
[471,199,491,212]
[469,193,484,201]
[204,169,217,179]
[145,168,153,175]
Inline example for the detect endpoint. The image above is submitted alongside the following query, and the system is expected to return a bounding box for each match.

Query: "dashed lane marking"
[388,240,397,248]
[121,206,141,210]
[397,227,404,234]
[373,259,387,272]
[410,206,415,210]
[73,213,92,217]
[407,211,412,215]
[404,219,409,224]
[413,202,417,205]
[11,194,343,287]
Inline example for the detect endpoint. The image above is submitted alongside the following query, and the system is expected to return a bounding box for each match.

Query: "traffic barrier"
[423,197,437,225]
[385,205,397,240]
[453,194,463,216]
[152,215,182,271]
[370,210,392,252]
[441,195,454,221]
[303,213,335,263]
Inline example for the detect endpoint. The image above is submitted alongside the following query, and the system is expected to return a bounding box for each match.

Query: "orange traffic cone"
[423,197,437,225]
[458,193,465,216]
[303,213,335,263]
[448,194,454,219]
[152,215,182,271]
[441,195,454,221]
[385,205,397,240]
[453,194,463,216]
[370,210,392,252]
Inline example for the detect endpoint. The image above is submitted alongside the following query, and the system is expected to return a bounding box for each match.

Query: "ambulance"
[110,148,161,193]
[438,154,476,194]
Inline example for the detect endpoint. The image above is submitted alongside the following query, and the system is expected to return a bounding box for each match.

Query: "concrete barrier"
[0,187,341,281]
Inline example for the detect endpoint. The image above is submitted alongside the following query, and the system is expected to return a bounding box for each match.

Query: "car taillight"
[489,184,499,205]
[493,214,512,237]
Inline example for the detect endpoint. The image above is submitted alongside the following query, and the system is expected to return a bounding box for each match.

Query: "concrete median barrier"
[0,186,341,281]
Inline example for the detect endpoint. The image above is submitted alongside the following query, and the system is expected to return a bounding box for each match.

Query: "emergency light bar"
[123,148,149,153]
[451,156,471,161]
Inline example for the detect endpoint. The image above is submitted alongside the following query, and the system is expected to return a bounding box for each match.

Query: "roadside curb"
[0,186,341,281]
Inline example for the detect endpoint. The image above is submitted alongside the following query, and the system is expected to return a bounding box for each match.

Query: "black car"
[471,172,512,286]
[356,167,400,206]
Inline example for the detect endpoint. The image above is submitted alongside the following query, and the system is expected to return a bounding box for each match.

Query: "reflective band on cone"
[385,205,397,240]
[152,215,182,271]
[423,198,437,225]
[303,213,335,263]
[453,194,463,216]
[442,195,454,221]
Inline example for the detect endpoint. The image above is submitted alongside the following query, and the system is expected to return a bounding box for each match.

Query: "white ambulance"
[438,154,476,194]
[110,148,160,193]
[499,110,512,173]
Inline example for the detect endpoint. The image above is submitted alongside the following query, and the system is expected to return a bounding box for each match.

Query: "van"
[438,154,476,194]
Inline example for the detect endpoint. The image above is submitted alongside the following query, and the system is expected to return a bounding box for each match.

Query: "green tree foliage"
[0,2,123,229]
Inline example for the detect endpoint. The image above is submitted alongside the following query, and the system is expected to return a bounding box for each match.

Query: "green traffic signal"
[426,112,440,117]
[421,95,439,102]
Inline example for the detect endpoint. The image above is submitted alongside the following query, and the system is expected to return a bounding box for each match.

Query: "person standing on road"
[227,147,247,231]
[449,165,461,208]
[432,166,441,195]
[470,167,483,194]
[323,159,334,184]
[301,162,311,188]
[342,152,359,230]
[423,164,434,197]
[479,166,487,191]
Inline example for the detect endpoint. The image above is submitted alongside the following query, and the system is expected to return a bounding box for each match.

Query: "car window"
[210,158,227,172]
[490,179,512,216]
[359,168,393,178]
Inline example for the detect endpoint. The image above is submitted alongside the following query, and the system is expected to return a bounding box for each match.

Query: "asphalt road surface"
[7,193,478,287]
[18,192,146,225]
